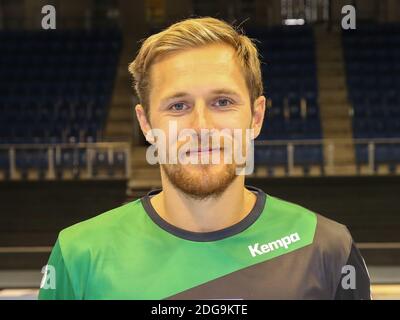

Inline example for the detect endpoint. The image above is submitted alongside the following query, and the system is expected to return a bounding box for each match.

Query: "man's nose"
[190,100,214,132]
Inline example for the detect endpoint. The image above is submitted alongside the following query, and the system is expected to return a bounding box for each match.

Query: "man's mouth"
[186,148,223,155]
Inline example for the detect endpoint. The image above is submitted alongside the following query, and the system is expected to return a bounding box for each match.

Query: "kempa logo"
[248,233,301,257]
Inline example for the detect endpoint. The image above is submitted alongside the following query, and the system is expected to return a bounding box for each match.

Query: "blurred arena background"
[0,0,400,299]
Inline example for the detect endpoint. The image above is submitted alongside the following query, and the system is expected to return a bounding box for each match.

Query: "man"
[39,17,371,299]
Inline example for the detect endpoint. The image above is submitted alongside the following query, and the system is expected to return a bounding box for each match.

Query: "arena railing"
[254,138,400,176]
[0,142,131,180]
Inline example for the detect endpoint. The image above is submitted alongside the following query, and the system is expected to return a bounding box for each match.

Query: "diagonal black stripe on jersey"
[166,215,369,300]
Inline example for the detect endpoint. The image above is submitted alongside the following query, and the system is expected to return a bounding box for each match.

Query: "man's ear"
[251,96,266,139]
[135,104,154,144]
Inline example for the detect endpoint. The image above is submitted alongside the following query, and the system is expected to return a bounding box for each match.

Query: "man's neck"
[149,173,257,233]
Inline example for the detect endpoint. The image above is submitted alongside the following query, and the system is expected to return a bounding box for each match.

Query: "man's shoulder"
[315,213,352,244]
[314,213,353,260]
[57,198,144,253]
[265,194,352,250]
[265,194,318,227]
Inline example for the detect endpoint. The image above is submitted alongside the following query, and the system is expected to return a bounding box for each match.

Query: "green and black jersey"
[38,186,371,300]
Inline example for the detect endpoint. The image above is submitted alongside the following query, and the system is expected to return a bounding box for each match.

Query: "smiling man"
[39,17,371,300]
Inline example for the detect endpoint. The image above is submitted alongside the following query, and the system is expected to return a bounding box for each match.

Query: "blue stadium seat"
[250,25,321,149]
[343,23,400,170]
[0,29,122,147]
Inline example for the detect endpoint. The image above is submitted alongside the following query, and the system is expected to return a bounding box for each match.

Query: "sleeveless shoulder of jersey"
[263,194,318,240]
[265,194,352,253]
[57,199,145,269]
[313,213,354,297]
[42,199,147,299]
[265,194,354,298]
[266,193,317,220]
[267,196,352,262]
[60,199,143,242]
[314,213,353,257]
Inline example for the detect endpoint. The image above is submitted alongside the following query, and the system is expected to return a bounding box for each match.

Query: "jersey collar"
[140,185,266,242]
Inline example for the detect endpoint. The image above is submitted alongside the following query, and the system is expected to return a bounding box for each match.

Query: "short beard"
[161,163,238,201]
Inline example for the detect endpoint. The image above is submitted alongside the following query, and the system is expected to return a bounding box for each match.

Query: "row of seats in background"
[0,29,125,179]
[4,24,399,178]
[343,23,400,172]
[249,25,323,175]
[0,97,108,144]
[0,25,323,179]
[0,29,121,145]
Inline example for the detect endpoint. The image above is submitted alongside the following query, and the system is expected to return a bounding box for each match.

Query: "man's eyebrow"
[209,88,241,96]
[160,92,190,104]
[161,88,241,104]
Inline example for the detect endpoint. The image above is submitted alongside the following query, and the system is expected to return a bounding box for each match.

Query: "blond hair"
[128,17,263,114]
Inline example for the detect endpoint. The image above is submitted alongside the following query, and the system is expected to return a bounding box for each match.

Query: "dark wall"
[246,176,400,243]
[0,180,128,269]
[0,180,128,247]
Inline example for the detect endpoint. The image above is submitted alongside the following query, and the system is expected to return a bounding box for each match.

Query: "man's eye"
[214,98,233,107]
[169,103,188,111]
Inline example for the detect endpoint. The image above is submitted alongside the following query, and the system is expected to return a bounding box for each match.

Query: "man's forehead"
[151,44,239,76]
[153,43,237,68]
[149,43,245,92]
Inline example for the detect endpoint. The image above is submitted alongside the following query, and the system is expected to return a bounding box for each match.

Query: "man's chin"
[161,163,238,200]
